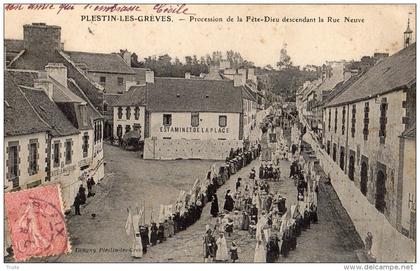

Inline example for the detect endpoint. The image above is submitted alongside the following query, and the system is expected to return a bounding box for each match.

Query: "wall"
[113,105,146,138]
[4,132,48,191]
[49,134,80,210]
[143,138,243,160]
[303,130,415,262]
[149,112,240,140]
[88,72,136,94]
[324,90,406,227]
[400,137,416,237]
[243,98,258,142]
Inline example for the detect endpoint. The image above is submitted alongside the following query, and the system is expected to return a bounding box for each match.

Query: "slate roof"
[48,76,86,103]
[327,43,416,107]
[4,74,50,137]
[313,75,361,109]
[4,39,24,52]
[5,69,38,87]
[20,86,80,137]
[242,85,258,102]
[145,78,243,113]
[115,86,147,107]
[65,51,135,74]
[67,79,103,121]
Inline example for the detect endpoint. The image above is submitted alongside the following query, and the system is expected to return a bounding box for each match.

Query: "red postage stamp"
[4,184,70,261]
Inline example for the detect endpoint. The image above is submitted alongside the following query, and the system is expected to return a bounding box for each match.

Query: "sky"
[4,4,416,67]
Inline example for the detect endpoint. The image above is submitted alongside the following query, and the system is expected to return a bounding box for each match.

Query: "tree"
[277,43,292,70]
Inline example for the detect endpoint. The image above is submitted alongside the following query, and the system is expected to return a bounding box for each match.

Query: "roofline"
[58,50,105,92]
[325,84,409,108]
[7,49,25,68]
[67,78,104,120]
[19,85,81,136]
[86,69,136,75]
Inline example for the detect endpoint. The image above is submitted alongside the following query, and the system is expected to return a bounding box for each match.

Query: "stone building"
[322,43,416,238]
[5,22,106,209]
[113,77,252,160]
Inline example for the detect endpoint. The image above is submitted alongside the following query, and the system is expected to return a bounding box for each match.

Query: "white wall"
[49,134,80,210]
[401,137,415,235]
[144,138,243,160]
[149,112,240,140]
[4,132,48,191]
[304,130,415,262]
[324,90,407,226]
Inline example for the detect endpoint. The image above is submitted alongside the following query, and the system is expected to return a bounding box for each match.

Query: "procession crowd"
[202,123,321,263]
[125,145,262,258]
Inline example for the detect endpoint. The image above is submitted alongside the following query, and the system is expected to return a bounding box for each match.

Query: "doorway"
[375,170,386,213]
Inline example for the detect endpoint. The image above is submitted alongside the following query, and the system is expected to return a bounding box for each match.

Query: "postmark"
[5,184,70,261]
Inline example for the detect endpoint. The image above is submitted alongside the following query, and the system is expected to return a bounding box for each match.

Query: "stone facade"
[323,89,411,232]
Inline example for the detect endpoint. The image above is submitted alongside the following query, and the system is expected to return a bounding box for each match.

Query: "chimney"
[34,78,54,100]
[234,74,244,87]
[23,23,61,54]
[45,63,67,87]
[343,70,352,82]
[122,50,131,66]
[146,70,154,84]
[185,72,191,79]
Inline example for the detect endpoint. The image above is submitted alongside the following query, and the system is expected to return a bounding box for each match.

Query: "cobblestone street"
[43,138,365,263]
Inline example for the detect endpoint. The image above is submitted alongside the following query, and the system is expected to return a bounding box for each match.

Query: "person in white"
[215,232,229,262]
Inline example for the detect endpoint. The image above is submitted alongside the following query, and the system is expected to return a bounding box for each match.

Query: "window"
[351,105,356,138]
[65,140,72,164]
[328,109,331,131]
[29,142,38,175]
[117,125,123,138]
[163,114,172,126]
[81,105,88,126]
[126,107,131,120]
[117,107,123,119]
[100,76,106,85]
[8,145,18,180]
[342,106,346,135]
[125,125,131,133]
[133,124,141,131]
[103,103,108,112]
[191,113,199,127]
[363,102,369,141]
[53,142,60,168]
[117,77,124,86]
[334,108,338,133]
[326,140,331,155]
[219,115,227,127]
[134,106,140,120]
[82,133,89,158]
[379,98,388,144]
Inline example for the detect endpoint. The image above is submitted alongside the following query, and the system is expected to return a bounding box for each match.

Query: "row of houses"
[296,25,416,243]
[5,23,266,164]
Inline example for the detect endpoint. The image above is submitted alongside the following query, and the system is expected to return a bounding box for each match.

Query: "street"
[46,136,364,263]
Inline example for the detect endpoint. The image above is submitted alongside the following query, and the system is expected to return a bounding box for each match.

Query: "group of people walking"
[73,176,96,216]
[129,145,261,259]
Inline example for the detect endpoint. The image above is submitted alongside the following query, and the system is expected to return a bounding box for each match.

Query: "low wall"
[303,131,415,262]
[143,138,243,160]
